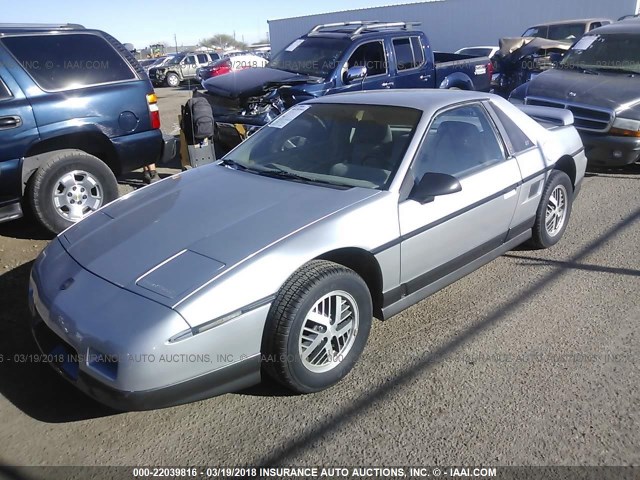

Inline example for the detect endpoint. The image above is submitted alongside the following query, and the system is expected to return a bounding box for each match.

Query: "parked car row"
[148,51,221,87]
[452,16,640,168]
[195,52,268,82]
[510,20,640,167]
[199,21,494,152]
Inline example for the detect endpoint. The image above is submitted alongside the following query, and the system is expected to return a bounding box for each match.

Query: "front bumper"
[28,239,265,410]
[31,312,259,410]
[580,131,640,167]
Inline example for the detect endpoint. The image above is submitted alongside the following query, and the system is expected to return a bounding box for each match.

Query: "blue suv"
[0,24,173,233]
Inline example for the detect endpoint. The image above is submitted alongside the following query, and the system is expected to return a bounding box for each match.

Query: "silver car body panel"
[29,89,586,408]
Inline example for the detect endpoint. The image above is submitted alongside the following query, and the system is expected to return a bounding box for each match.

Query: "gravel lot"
[0,87,638,473]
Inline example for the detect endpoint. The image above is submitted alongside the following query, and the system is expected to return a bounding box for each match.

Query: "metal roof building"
[268,0,639,54]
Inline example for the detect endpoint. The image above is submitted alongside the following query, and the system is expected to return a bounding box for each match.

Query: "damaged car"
[490,37,571,97]
[201,21,494,152]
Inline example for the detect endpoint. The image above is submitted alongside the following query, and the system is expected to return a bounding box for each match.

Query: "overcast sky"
[3,0,424,47]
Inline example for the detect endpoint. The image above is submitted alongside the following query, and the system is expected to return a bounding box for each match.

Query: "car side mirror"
[345,66,367,84]
[409,172,462,204]
[549,52,564,64]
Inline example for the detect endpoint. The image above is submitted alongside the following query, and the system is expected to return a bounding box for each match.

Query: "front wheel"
[529,170,573,249]
[27,150,119,234]
[262,260,372,393]
[165,72,180,87]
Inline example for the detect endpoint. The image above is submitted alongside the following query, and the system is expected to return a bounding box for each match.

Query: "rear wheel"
[262,260,372,393]
[27,150,119,234]
[529,170,573,249]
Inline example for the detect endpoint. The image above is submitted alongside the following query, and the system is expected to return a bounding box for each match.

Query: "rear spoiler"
[517,105,574,126]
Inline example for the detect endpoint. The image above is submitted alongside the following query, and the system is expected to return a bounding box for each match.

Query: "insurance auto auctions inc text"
[256,467,497,478]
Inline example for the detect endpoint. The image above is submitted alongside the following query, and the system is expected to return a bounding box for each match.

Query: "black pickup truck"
[200,21,493,151]
[510,21,640,167]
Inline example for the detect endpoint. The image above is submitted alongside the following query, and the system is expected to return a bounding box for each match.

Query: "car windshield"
[269,37,351,77]
[222,103,422,190]
[562,33,640,73]
[547,23,586,41]
[165,55,184,65]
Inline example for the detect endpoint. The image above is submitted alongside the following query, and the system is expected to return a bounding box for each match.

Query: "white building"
[268,0,639,54]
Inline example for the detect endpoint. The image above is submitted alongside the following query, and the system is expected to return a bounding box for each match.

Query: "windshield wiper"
[219,159,248,170]
[563,64,599,75]
[254,164,348,187]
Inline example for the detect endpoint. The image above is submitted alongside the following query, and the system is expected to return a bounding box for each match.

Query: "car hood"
[59,165,378,307]
[202,67,315,99]
[526,68,640,116]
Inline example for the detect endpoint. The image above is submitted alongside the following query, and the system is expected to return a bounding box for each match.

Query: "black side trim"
[571,146,585,157]
[506,216,535,242]
[382,234,505,309]
[381,230,532,320]
[373,165,555,257]
[373,182,520,255]
[521,164,553,184]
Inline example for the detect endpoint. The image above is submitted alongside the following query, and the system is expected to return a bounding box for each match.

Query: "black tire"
[529,170,573,249]
[262,260,372,394]
[27,149,119,234]
[165,72,180,87]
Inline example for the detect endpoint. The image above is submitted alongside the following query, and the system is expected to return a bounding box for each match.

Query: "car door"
[335,40,394,92]
[398,102,522,291]
[0,66,39,206]
[181,55,197,78]
[392,36,431,88]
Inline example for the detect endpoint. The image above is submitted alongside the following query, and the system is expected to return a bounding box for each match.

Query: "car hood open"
[59,165,378,307]
[526,69,640,117]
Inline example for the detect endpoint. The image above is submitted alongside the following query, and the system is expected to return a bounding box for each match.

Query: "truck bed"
[433,52,492,92]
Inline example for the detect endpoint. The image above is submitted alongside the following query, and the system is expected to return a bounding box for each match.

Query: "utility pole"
[174,34,178,54]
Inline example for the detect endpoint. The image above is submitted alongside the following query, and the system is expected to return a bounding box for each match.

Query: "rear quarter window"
[0,77,11,100]
[1,33,137,91]
[492,104,536,153]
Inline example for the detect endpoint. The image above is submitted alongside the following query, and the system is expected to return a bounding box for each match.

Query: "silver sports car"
[28,90,586,410]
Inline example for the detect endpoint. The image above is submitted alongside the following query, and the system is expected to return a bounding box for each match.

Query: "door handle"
[0,115,22,130]
[381,81,394,88]
[419,74,432,80]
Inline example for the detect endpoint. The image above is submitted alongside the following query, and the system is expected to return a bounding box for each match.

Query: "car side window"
[412,104,506,181]
[348,41,387,76]
[490,104,535,153]
[393,37,425,71]
[185,56,196,65]
[0,77,11,100]
[1,33,136,91]
[197,54,208,64]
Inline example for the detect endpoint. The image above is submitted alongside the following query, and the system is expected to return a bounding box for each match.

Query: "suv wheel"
[27,150,119,234]
[165,73,180,87]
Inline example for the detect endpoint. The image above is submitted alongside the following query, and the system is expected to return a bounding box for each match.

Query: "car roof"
[307,89,492,115]
[529,18,611,28]
[589,19,640,35]
[0,23,86,35]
